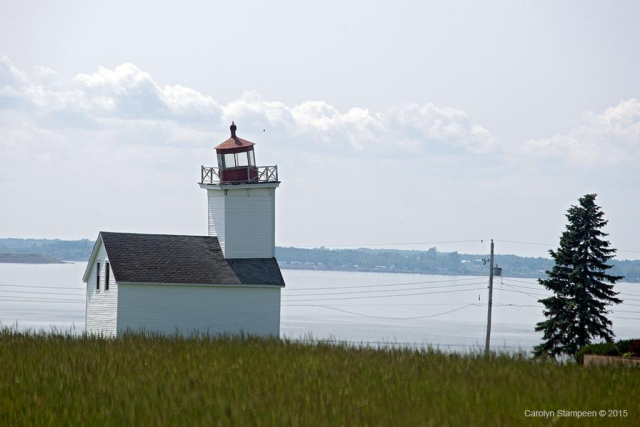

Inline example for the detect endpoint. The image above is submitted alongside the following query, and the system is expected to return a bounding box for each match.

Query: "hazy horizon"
[1,0,639,260]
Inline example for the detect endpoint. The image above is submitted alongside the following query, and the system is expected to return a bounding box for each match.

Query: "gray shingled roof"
[98,232,284,287]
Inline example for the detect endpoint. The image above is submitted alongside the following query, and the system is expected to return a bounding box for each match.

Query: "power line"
[499,285,640,305]
[494,239,640,254]
[0,289,85,297]
[292,239,486,248]
[279,303,479,320]
[502,279,640,300]
[0,297,85,304]
[284,303,539,308]
[618,291,640,298]
[505,306,539,316]
[502,278,544,285]
[620,297,640,303]
[501,282,551,292]
[611,309,640,314]
[499,284,547,299]
[283,302,487,307]
[283,276,482,291]
[282,281,488,297]
[494,303,541,308]
[282,287,488,302]
[495,239,554,247]
[0,283,84,290]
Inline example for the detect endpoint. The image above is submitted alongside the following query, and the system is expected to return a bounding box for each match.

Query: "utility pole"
[484,239,494,356]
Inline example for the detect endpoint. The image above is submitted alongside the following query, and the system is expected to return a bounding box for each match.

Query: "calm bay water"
[1,262,638,353]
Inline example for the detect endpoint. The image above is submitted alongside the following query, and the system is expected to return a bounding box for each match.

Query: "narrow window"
[105,262,110,291]
[96,262,101,290]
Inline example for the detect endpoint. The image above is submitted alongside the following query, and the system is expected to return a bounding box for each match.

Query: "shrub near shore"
[0,330,637,426]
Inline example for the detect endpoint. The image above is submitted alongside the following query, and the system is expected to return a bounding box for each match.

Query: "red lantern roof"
[215,122,256,150]
[215,137,255,150]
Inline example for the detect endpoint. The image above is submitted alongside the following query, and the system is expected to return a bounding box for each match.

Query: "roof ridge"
[100,231,216,239]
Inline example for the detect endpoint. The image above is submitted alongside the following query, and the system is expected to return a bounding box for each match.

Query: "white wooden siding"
[207,187,276,258]
[116,284,281,337]
[207,190,226,253]
[85,241,118,337]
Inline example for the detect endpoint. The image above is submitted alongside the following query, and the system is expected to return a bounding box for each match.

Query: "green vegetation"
[616,339,640,356]
[575,343,621,365]
[0,330,638,426]
[535,194,623,358]
[277,246,556,277]
[0,238,93,261]
[575,339,640,364]
[0,253,64,264]
[276,246,640,281]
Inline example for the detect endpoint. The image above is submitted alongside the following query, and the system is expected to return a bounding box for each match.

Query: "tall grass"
[0,329,637,426]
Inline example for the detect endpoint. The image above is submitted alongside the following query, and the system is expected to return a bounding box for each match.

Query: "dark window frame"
[96,262,101,290]
[105,261,110,291]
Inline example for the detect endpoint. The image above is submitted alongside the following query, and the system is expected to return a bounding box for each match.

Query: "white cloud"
[0,53,497,155]
[73,63,170,118]
[523,98,640,165]
[220,93,496,154]
[35,65,58,78]
[163,84,221,121]
[0,54,26,86]
[7,52,640,169]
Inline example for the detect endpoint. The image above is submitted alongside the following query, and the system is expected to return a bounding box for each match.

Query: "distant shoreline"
[278,263,544,280]
[1,237,639,282]
[0,253,65,265]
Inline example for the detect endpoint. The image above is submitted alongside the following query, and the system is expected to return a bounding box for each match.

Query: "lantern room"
[200,122,278,185]
[214,122,258,183]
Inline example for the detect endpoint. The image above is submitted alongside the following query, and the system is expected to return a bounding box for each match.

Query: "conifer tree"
[533,194,623,358]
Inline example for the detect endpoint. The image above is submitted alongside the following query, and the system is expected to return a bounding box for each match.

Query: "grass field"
[0,330,637,426]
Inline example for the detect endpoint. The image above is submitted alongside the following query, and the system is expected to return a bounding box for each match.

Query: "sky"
[1,0,639,259]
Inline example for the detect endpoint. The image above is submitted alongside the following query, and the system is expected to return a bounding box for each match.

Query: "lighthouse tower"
[199,123,280,258]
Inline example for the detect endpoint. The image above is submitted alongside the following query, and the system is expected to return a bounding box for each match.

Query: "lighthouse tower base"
[201,183,278,259]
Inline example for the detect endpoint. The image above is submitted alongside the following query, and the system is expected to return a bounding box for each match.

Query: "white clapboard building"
[82,123,284,337]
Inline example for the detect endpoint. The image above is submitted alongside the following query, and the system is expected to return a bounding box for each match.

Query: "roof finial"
[230,121,237,137]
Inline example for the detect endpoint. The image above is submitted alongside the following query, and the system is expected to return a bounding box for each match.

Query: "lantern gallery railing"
[200,165,279,184]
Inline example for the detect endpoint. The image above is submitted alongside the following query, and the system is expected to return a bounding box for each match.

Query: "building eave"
[117,281,284,288]
[198,182,280,190]
[82,233,103,282]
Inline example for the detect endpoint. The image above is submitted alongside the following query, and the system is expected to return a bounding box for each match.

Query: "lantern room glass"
[237,151,249,167]
[223,153,236,168]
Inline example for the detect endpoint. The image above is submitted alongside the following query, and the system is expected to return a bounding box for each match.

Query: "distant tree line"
[275,246,640,282]
[1,238,638,281]
[0,239,94,261]
[0,253,64,264]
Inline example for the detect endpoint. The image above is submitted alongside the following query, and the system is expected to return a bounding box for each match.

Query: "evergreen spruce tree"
[533,194,623,358]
